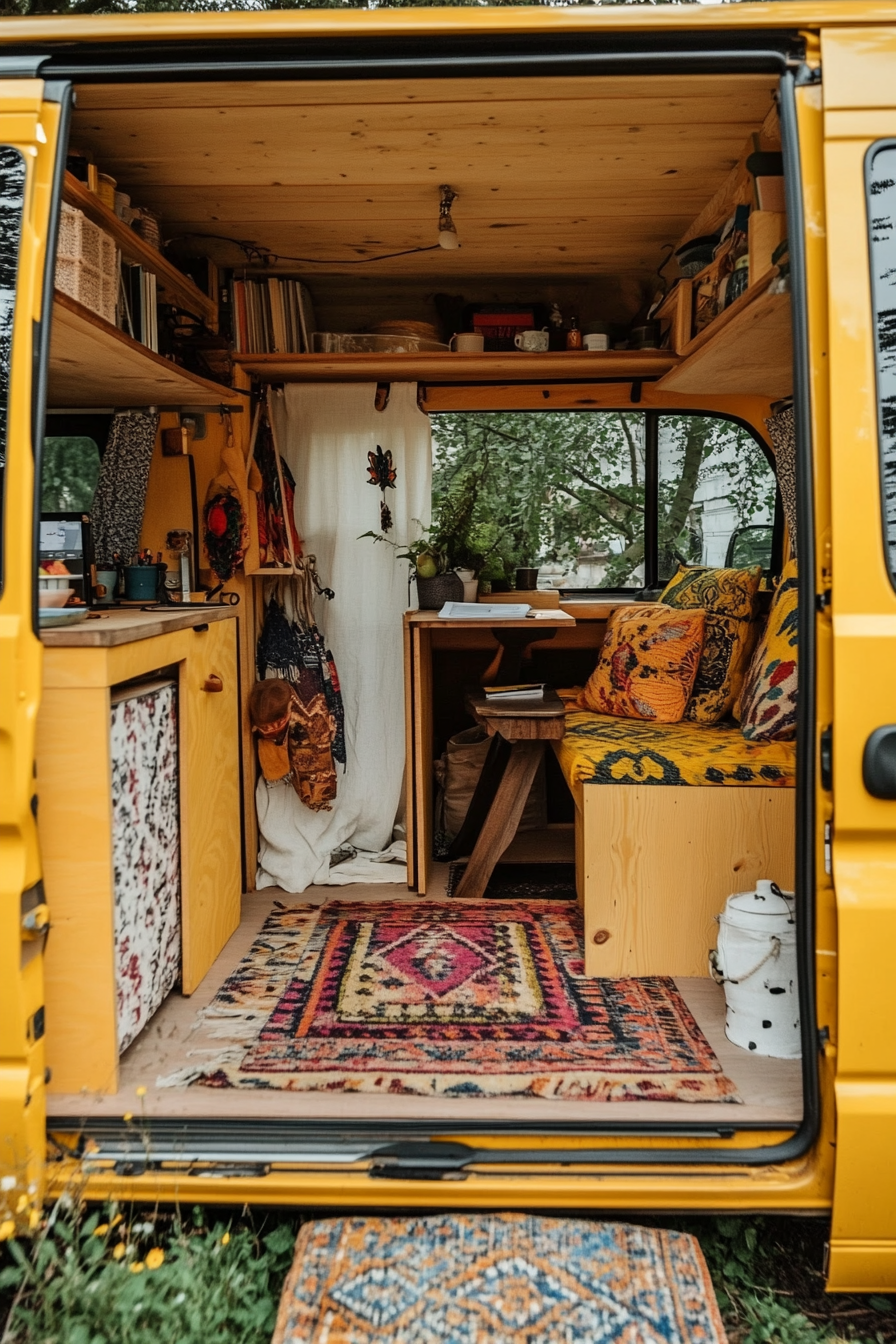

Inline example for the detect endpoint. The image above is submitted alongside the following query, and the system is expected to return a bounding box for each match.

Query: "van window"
[0,146,27,595]
[41,436,102,513]
[866,140,896,587]
[657,415,777,585]
[431,410,777,592]
[431,410,646,591]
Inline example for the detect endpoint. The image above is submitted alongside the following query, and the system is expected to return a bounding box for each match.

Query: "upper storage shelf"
[62,172,218,331]
[49,291,238,408]
[658,270,792,399]
[232,350,680,384]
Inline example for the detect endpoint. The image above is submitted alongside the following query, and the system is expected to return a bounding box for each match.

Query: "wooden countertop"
[40,606,237,647]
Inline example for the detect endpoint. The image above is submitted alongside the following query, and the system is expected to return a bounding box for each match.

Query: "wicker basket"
[55,203,119,324]
[415,571,464,610]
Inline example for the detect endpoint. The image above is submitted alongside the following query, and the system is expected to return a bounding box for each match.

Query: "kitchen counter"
[40,604,237,647]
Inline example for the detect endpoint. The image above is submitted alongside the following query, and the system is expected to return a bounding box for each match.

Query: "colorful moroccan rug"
[162,900,738,1102]
[272,1213,729,1344]
[446,862,578,900]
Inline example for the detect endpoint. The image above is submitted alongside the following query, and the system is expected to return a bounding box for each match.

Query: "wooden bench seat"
[552,702,796,977]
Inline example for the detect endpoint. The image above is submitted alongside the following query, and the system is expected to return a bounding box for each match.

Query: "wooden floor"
[47,858,803,1128]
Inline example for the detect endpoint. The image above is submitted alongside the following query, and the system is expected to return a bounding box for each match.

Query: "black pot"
[515,567,540,591]
[415,571,464,610]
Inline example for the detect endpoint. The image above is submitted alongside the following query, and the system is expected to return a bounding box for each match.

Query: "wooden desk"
[403,609,587,893]
[451,690,566,900]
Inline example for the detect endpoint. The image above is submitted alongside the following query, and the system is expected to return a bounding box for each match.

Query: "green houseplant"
[361,469,504,608]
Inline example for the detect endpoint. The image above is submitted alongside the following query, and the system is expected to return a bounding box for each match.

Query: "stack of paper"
[438,602,531,620]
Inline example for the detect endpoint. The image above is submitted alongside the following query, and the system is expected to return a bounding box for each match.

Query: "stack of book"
[119,263,158,352]
[231,277,316,354]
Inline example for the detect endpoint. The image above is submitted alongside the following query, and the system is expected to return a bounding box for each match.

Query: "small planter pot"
[415,571,464,610]
[124,564,163,601]
[454,568,479,602]
[515,567,540,591]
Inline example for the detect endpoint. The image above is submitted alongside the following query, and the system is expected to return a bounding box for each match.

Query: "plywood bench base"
[577,785,795,978]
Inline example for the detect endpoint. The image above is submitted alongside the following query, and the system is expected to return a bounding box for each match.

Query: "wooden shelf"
[232,349,679,385]
[49,291,242,408]
[657,268,792,398]
[62,172,218,330]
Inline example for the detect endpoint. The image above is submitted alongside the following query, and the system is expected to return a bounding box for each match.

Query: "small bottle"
[566,315,583,350]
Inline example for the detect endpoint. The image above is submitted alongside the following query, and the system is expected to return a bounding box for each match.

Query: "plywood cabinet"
[36,610,241,1094]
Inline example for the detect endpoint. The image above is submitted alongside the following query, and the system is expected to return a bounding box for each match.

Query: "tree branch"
[568,467,644,514]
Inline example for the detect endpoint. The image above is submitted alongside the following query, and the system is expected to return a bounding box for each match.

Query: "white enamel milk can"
[709,879,801,1059]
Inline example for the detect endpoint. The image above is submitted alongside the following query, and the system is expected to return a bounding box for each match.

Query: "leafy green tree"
[41,436,101,513]
[431,410,776,587]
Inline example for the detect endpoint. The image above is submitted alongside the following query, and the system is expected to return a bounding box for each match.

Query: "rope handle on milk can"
[709,933,782,986]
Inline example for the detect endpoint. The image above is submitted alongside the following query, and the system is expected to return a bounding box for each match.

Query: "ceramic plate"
[38,608,89,628]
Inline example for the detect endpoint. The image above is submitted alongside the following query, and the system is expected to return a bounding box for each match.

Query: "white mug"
[583,332,609,351]
[514,328,550,352]
[449,332,485,353]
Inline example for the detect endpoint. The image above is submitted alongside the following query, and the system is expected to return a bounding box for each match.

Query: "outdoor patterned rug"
[162,900,739,1102]
[272,1213,728,1344]
[446,862,577,900]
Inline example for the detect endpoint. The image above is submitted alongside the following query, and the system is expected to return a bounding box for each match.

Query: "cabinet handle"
[202,674,224,693]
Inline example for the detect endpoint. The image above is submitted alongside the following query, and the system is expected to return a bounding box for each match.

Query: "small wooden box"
[749,211,787,284]
[654,279,694,353]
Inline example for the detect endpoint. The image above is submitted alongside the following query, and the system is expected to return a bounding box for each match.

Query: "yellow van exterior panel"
[827,1242,896,1294]
[47,1154,835,1215]
[822,25,896,108]
[831,1081,896,1232]
[0,2,895,46]
[0,86,64,1223]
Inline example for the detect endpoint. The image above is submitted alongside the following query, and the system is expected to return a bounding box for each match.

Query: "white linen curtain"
[255,382,431,892]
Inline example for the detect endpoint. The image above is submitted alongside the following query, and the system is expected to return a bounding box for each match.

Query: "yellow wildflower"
[112,1242,126,1260]
[0,1220,15,1241]
[15,1195,27,1214]
[122,1113,133,1123]
[129,1262,145,1275]
[145,1248,165,1270]
[111,1214,123,1227]
[94,1223,109,1237]
[28,1210,40,1231]
[135,1086,147,1098]
[221,1232,230,1246]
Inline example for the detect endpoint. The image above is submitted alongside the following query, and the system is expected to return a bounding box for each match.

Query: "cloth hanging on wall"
[91,410,159,566]
[255,383,431,892]
[764,404,797,559]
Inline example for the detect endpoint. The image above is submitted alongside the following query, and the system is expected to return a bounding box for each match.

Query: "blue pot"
[124,565,162,601]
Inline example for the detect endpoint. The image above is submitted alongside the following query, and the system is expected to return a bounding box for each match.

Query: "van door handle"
[863,725,896,799]
[202,675,223,693]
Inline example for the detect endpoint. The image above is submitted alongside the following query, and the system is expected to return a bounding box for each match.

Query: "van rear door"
[821,26,896,1294]
[0,69,70,1224]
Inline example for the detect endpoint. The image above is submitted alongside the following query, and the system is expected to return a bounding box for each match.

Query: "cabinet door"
[180,619,241,993]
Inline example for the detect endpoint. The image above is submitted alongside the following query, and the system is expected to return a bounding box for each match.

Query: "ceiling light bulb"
[438,184,460,249]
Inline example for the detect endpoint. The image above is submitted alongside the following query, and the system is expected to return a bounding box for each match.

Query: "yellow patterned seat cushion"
[554,693,795,797]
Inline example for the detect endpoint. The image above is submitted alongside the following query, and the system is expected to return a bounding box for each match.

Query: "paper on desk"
[438,601,531,619]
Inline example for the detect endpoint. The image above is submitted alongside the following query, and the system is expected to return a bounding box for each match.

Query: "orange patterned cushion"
[577,604,706,723]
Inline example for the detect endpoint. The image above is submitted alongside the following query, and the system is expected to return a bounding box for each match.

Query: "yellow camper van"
[1,0,894,1295]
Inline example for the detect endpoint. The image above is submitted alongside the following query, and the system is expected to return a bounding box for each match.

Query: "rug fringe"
[156,1047,246,1089]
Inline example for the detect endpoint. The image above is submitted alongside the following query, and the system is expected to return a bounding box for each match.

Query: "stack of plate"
[368,320,441,343]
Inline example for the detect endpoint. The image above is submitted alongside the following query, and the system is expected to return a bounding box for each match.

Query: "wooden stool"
[451,688,566,901]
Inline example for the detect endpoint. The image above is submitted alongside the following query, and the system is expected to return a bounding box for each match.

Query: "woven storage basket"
[55,204,119,323]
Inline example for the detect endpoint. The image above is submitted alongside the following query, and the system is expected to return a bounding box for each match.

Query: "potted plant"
[360,474,504,609]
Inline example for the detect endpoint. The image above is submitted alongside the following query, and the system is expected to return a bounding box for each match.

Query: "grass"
[0,1203,893,1342]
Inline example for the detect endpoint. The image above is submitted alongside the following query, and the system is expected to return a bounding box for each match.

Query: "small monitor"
[39,512,95,606]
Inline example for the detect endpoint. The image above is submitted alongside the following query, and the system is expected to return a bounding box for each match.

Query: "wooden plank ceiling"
[72,74,777,280]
